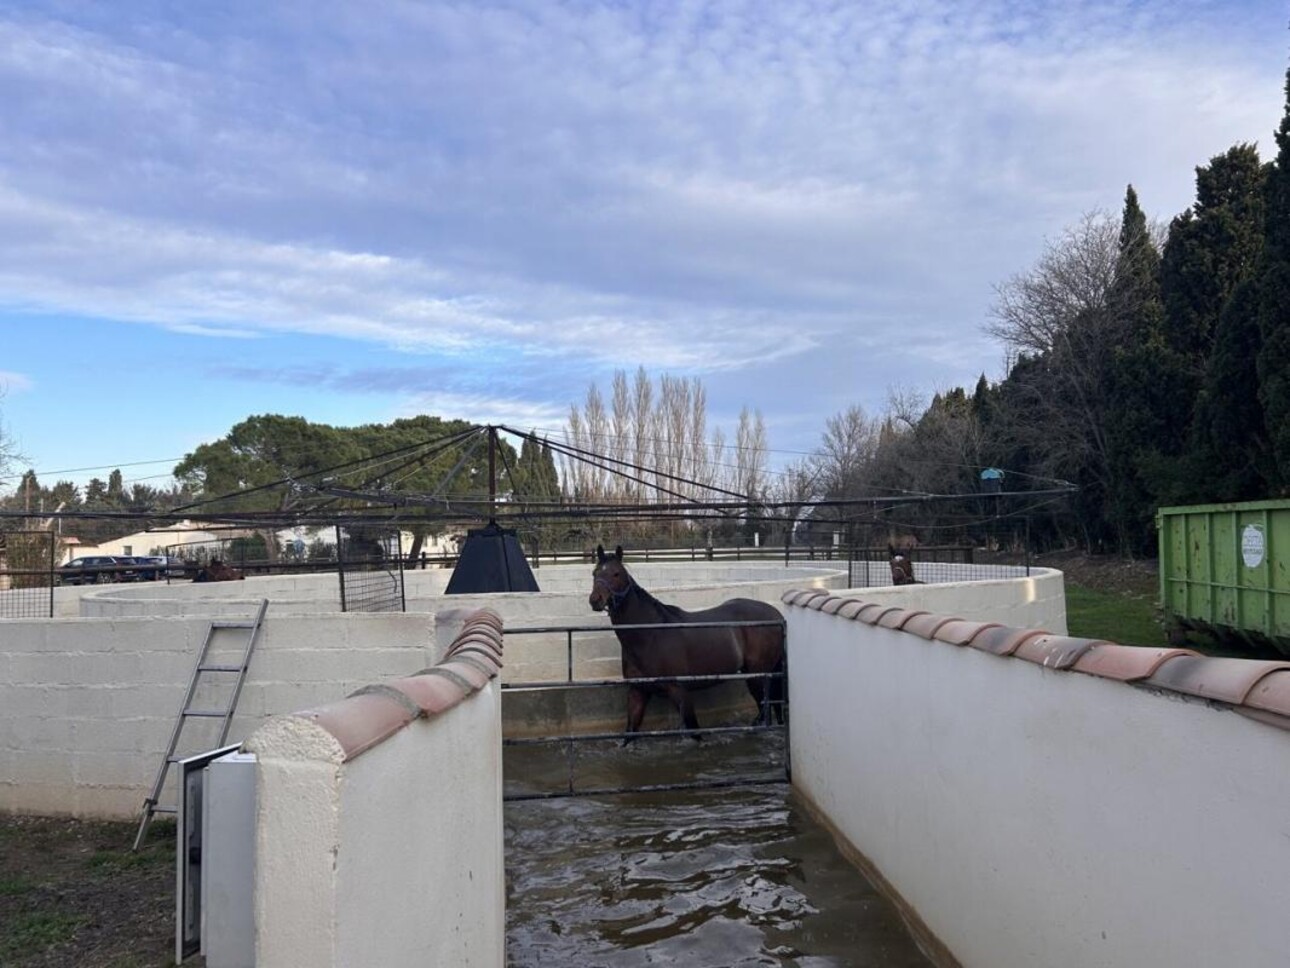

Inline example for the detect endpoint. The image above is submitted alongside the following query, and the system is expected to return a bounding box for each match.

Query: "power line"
[26,457,186,476]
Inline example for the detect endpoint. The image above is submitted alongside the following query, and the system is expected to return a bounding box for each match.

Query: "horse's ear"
[596,544,606,563]
[887,543,896,558]
[615,545,624,560]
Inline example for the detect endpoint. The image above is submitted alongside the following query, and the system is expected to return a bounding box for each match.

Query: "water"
[504,734,932,967]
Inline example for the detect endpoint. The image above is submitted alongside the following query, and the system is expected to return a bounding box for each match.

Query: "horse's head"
[589,544,632,612]
[888,544,916,585]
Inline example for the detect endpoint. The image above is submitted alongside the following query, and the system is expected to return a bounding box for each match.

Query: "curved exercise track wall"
[2,560,880,817]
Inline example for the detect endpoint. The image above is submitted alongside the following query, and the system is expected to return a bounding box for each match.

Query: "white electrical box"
[201,751,257,968]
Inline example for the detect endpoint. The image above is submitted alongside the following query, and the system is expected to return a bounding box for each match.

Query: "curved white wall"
[787,594,1290,968]
[0,561,849,817]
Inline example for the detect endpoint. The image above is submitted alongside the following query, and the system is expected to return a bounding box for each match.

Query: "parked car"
[57,555,141,585]
[134,555,189,580]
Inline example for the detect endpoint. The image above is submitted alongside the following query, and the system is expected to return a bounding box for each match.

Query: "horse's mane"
[625,572,685,622]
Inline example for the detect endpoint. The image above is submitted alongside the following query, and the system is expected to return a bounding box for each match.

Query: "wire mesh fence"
[336,525,406,613]
[0,530,56,618]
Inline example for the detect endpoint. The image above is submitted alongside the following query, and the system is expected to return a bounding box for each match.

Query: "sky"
[0,1,1286,494]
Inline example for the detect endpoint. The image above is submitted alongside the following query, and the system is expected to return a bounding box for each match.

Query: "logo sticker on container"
[1241,524,1265,568]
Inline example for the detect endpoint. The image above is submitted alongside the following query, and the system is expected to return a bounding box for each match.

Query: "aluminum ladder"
[133,599,269,850]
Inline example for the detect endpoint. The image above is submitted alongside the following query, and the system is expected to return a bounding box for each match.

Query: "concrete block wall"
[783,585,1290,968]
[3,561,1034,817]
[0,611,436,818]
[246,610,505,968]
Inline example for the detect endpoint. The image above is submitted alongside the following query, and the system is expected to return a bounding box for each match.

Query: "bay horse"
[589,545,785,741]
[889,544,921,585]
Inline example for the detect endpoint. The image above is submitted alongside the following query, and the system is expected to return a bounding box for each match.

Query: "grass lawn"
[1063,583,1170,649]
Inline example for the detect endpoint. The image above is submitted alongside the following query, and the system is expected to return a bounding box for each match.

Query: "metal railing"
[501,618,788,800]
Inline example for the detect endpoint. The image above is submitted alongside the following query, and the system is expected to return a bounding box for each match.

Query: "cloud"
[0,1,1284,428]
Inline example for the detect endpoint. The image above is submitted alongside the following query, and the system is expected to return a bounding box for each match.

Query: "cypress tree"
[1104,185,1172,553]
[1256,67,1290,492]
[1190,280,1276,500]
[1160,144,1267,502]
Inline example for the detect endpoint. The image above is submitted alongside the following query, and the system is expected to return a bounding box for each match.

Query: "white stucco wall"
[3,561,1037,818]
[788,604,1290,968]
[246,678,504,967]
[828,567,1067,632]
[0,612,436,817]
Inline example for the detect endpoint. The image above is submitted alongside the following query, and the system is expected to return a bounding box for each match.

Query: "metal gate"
[336,525,406,612]
[0,530,55,619]
[502,619,789,801]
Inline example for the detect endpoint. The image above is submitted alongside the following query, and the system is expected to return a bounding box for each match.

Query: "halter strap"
[594,575,634,611]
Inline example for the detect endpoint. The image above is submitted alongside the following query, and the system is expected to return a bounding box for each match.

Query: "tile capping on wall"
[270,608,503,762]
[782,590,1290,732]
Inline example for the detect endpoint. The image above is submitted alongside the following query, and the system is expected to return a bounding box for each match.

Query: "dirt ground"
[0,817,179,967]
[0,553,1164,966]
[1026,547,1159,597]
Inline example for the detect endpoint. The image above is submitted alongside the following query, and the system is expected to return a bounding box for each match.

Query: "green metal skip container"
[1157,499,1290,655]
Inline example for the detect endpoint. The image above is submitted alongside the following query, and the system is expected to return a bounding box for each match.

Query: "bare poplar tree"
[734,407,768,500]
[584,383,610,501]
[564,406,589,500]
[564,370,766,533]
[632,367,653,501]
[688,380,709,500]
[657,375,691,501]
[708,426,727,496]
[610,371,632,501]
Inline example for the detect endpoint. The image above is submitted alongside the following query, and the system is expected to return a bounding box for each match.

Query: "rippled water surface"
[504,735,931,967]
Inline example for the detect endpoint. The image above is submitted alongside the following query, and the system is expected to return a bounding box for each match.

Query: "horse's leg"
[665,685,702,740]
[746,674,769,726]
[769,656,786,726]
[622,686,649,747]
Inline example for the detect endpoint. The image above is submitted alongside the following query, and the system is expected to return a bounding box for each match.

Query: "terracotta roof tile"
[1013,635,1100,669]
[782,588,833,608]
[877,608,931,631]
[1236,707,1290,733]
[447,644,503,670]
[466,609,504,633]
[1243,669,1290,716]
[932,619,1001,647]
[849,602,885,623]
[1071,645,1199,682]
[437,658,493,690]
[969,626,1048,657]
[836,599,869,620]
[782,586,1290,733]
[1146,656,1290,705]
[301,692,417,760]
[901,613,960,640]
[857,604,902,626]
[390,672,469,716]
[280,610,505,761]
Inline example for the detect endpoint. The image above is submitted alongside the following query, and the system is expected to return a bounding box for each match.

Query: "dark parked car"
[134,555,189,580]
[57,555,141,585]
